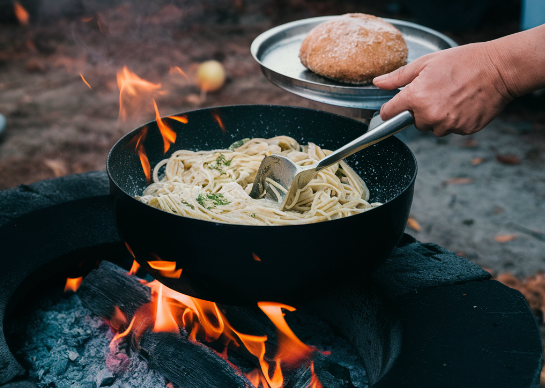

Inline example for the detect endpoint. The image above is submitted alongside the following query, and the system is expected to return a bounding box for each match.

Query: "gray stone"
[0,171,109,227]
[372,236,491,299]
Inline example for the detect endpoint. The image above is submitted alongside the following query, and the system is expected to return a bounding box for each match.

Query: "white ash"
[14,293,166,388]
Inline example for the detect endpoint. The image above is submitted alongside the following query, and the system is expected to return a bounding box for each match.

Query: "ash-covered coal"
[10,287,368,388]
[11,292,166,388]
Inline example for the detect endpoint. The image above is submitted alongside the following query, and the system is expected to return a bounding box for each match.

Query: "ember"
[211,109,227,132]
[63,276,83,292]
[13,2,29,26]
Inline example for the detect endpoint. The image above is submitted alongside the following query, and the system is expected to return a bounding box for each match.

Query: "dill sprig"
[181,201,194,210]
[207,154,232,174]
[229,138,250,151]
[196,192,231,210]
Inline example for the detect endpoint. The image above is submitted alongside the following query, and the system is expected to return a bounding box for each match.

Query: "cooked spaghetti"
[138,136,381,225]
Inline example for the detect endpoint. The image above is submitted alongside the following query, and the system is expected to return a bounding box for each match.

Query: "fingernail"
[373,74,389,83]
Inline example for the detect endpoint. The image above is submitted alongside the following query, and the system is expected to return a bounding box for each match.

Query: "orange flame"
[237,331,283,388]
[80,74,92,89]
[110,316,136,352]
[253,253,262,262]
[309,362,322,387]
[245,369,270,388]
[153,284,180,333]
[117,66,162,122]
[153,99,177,154]
[170,66,188,79]
[148,255,182,279]
[258,302,313,367]
[109,305,128,332]
[125,242,135,258]
[14,2,29,26]
[128,126,151,183]
[128,260,140,276]
[105,259,319,388]
[167,115,188,124]
[64,277,83,292]
[211,109,227,133]
[148,261,176,271]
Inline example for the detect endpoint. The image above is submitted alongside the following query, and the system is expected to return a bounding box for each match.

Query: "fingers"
[379,89,412,121]
[373,56,429,90]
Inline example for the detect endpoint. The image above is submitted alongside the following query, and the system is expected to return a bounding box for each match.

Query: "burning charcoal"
[79,263,254,387]
[78,261,363,387]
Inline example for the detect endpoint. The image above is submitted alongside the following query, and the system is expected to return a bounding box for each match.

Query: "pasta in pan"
[138,136,381,225]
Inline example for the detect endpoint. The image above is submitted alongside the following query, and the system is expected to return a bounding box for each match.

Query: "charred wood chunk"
[78,260,150,327]
[219,304,278,344]
[140,332,254,388]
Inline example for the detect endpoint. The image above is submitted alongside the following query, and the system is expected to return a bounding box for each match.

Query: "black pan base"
[0,172,542,387]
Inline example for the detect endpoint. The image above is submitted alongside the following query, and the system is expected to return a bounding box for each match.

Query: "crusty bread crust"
[299,14,408,85]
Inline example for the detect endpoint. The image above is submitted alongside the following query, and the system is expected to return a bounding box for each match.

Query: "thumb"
[373,57,428,90]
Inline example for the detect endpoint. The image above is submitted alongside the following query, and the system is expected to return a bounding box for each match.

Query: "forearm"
[486,24,545,99]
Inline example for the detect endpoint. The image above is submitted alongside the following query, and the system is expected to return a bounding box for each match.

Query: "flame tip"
[64,276,83,293]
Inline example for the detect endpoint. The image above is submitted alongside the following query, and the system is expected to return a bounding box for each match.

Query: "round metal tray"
[251,16,458,110]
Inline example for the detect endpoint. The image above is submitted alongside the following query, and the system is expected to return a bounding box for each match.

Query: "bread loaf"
[299,14,408,84]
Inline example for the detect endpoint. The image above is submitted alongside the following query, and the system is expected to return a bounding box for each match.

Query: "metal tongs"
[249,111,414,210]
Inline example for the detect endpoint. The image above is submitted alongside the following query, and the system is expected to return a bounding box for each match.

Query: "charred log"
[140,331,254,388]
[78,261,253,388]
[78,260,151,330]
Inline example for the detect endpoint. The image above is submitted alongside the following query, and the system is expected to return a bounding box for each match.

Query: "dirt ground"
[0,1,544,280]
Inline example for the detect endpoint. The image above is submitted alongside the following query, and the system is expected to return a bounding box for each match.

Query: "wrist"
[485,26,545,98]
[483,41,517,101]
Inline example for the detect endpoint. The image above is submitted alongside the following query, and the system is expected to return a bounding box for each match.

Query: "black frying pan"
[107,105,417,305]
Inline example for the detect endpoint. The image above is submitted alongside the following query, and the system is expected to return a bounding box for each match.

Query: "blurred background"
[0,0,545,369]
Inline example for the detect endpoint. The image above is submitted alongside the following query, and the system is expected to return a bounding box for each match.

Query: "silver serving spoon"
[249,111,414,210]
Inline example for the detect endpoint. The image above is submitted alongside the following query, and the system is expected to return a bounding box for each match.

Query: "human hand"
[373,43,512,137]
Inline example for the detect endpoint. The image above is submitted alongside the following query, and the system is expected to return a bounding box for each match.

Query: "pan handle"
[315,111,414,172]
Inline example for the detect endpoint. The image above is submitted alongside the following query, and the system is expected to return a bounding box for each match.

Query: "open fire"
[63,254,328,388]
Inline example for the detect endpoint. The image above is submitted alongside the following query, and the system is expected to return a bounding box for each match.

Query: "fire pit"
[0,171,542,387]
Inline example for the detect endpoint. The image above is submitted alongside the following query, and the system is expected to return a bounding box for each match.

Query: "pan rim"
[107,104,418,228]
